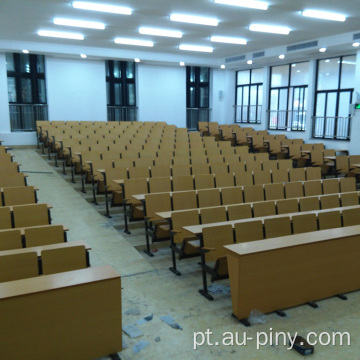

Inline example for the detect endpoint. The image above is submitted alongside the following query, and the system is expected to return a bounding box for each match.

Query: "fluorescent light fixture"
[214,0,268,10]
[179,44,213,52]
[170,14,218,26]
[247,60,253,65]
[210,36,247,45]
[221,64,226,69]
[22,50,29,54]
[54,18,105,29]
[80,54,87,58]
[353,42,360,47]
[325,59,330,62]
[72,1,132,15]
[249,24,290,35]
[319,47,326,52]
[180,62,185,66]
[114,38,153,47]
[291,64,296,67]
[279,54,285,59]
[139,27,182,38]
[38,30,84,40]
[301,10,346,22]
[134,58,140,63]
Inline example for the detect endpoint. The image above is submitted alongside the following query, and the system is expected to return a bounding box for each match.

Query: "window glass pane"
[242,86,249,105]
[200,68,209,83]
[315,93,326,117]
[326,92,337,117]
[20,54,31,73]
[127,84,135,105]
[106,82,110,105]
[340,55,356,89]
[126,62,135,79]
[189,67,196,82]
[317,58,339,90]
[271,65,289,87]
[290,62,309,86]
[251,68,263,84]
[37,56,45,73]
[199,87,209,107]
[38,79,46,103]
[236,87,243,106]
[189,87,196,107]
[21,78,32,102]
[258,85,263,106]
[113,62,121,78]
[270,89,279,111]
[114,83,122,105]
[6,53,15,72]
[338,91,351,117]
[278,89,288,110]
[237,70,250,85]
[250,85,257,106]
[7,77,17,102]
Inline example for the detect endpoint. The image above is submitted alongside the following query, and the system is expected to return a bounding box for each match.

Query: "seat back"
[243,185,264,203]
[172,165,191,177]
[234,220,263,242]
[2,186,36,206]
[221,187,243,205]
[292,214,318,234]
[322,179,340,194]
[0,207,12,229]
[264,217,291,238]
[194,174,215,190]
[215,173,235,188]
[25,225,66,247]
[198,189,221,208]
[41,245,87,275]
[253,201,276,217]
[245,161,262,173]
[191,163,210,175]
[0,252,39,282]
[271,169,289,184]
[304,180,322,197]
[227,204,252,220]
[235,172,253,186]
[200,207,227,224]
[340,177,356,193]
[320,195,340,210]
[305,167,322,180]
[171,210,200,244]
[172,175,194,191]
[253,170,271,185]
[264,183,284,201]
[144,193,172,221]
[172,191,197,210]
[342,208,360,227]
[299,197,320,212]
[277,159,293,170]
[123,178,148,203]
[285,182,304,198]
[0,229,22,251]
[13,204,49,228]
[318,211,342,230]
[210,162,228,175]
[150,165,172,178]
[276,199,299,214]
[289,168,306,182]
[149,177,172,193]
[128,166,150,179]
[340,192,359,207]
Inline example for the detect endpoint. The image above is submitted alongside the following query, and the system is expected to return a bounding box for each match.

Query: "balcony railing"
[312,116,351,140]
[234,105,262,124]
[186,108,211,131]
[107,106,137,122]
[268,110,306,131]
[9,104,48,132]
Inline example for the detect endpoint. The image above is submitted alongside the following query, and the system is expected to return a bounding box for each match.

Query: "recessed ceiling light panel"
[249,24,290,35]
[214,0,268,10]
[38,30,84,40]
[301,10,346,22]
[114,38,154,47]
[210,36,247,45]
[72,1,132,15]
[54,18,105,29]
[179,44,214,52]
[139,27,182,38]
[170,14,218,26]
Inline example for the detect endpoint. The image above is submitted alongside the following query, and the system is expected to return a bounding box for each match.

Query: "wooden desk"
[224,225,360,322]
[0,265,122,359]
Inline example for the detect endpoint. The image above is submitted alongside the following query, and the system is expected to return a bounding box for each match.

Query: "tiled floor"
[11,147,360,360]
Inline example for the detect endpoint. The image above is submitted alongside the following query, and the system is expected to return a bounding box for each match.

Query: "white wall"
[137,64,186,127]
[46,57,107,122]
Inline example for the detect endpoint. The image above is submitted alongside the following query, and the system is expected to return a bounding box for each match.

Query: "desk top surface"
[225,224,360,256]
[0,265,120,300]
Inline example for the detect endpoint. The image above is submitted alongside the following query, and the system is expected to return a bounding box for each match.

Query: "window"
[106,60,137,121]
[314,55,355,140]
[186,66,210,130]
[268,62,309,131]
[6,53,48,131]
[235,68,263,123]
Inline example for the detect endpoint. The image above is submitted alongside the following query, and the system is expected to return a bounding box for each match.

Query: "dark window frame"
[186,66,210,109]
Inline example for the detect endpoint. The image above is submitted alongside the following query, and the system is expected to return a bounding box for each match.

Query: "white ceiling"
[1,0,360,68]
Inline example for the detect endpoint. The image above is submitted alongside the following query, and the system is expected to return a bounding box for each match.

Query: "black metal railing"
[107,106,137,122]
[268,110,306,131]
[186,108,211,131]
[9,104,48,131]
[312,116,351,140]
[234,105,262,124]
